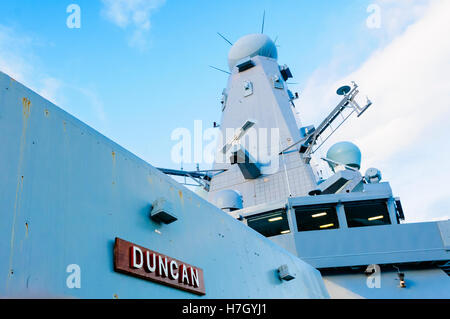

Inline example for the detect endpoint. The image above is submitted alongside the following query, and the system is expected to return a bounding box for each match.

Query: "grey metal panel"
[231,145,261,179]
[234,200,287,218]
[438,220,450,250]
[270,234,297,257]
[288,185,393,207]
[209,56,317,208]
[324,267,450,299]
[0,71,328,299]
[293,222,449,268]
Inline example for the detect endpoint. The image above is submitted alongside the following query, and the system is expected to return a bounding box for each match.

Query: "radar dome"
[327,141,362,171]
[228,34,278,70]
[365,168,382,184]
[211,189,243,211]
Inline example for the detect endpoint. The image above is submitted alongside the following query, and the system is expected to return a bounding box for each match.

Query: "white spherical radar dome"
[228,34,278,70]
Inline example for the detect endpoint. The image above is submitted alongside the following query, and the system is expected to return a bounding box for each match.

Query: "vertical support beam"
[286,206,297,233]
[387,197,399,225]
[336,202,348,229]
[286,205,300,257]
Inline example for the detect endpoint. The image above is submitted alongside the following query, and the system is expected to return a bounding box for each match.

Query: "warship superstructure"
[196,33,450,298]
[0,29,449,299]
[0,69,328,299]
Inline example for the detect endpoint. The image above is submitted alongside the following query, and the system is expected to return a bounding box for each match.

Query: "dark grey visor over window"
[344,200,391,228]
[294,205,339,232]
[247,209,290,237]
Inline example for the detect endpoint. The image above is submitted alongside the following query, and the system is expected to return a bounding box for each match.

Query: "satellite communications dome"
[211,189,243,211]
[327,141,362,170]
[228,34,278,70]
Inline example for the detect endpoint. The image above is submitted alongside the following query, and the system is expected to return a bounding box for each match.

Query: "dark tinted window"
[344,200,391,228]
[247,209,290,237]
[295,205,339,232]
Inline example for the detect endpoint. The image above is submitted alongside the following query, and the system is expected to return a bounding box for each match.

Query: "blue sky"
[1,0,449,222]
[0,0,378,166]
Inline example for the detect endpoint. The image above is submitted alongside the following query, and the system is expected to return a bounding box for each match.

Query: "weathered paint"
[0,71,328,299]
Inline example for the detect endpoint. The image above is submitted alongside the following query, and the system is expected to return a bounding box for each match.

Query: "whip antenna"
[261,10,266,34]
[217,32,233,46]
[209,65,231,75]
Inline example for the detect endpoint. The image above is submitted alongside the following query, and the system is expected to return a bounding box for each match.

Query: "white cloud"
[0,25,33,84]
[74,86,107,124]
[0,25,63,105]
[38,77,64,105]
[373,0,432,40]
[101,0,165,50]
[299,0,450,222]
[0,25,108,130]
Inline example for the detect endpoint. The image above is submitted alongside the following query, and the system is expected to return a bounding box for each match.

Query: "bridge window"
[246,209,290,237]
[294,205,339,232]
[344,200,391,228]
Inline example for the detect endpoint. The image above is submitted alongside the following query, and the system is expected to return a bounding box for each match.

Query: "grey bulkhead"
[208,55,317,208]
[0,71,329,298]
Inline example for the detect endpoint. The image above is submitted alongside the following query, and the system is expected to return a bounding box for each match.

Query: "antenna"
[261,10,266,34]
[280,82,373,161]
[274,35,281,48]
[337,85,351,96]
[209,65,231,75]
[217,32,233,46]
[220,120,256,154]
